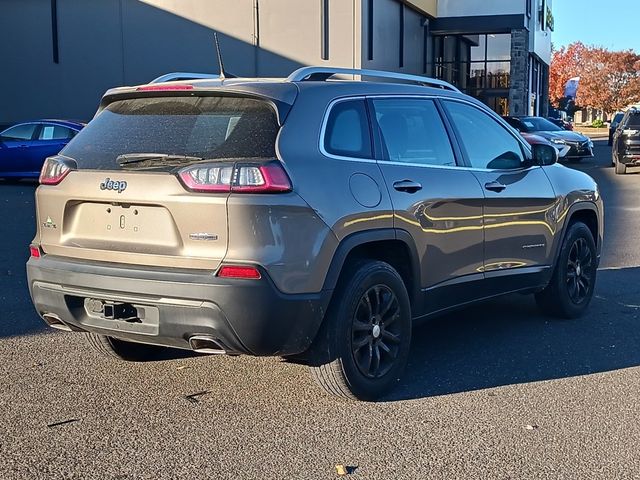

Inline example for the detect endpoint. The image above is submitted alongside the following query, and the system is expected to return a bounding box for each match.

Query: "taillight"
[29,245,41,258]
[217,265,261,279]
[40,157,73,185]
[178,161,292,193]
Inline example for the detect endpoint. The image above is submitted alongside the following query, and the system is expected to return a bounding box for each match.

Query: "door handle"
[484,181,507,192]
[393,180,422,193]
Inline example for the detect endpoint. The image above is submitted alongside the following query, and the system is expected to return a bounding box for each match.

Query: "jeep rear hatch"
[35,93,283,270]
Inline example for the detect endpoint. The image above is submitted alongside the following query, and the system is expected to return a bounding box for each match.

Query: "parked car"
[608,112,625,146]
[27,67,603,400]
[547,117,573,131]
[521,132,571,159]
[0,120,84,179]
[503,116,593,161]
[612,109,640,174]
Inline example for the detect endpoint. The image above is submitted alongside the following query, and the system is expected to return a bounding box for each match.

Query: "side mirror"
[532,143,558,166]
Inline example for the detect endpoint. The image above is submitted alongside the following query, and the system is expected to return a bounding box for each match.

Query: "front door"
[0,123,38,175]
[441,99,558,290]
[370,97,486,315]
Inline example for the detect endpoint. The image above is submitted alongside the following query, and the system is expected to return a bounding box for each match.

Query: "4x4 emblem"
[100,178,127,193]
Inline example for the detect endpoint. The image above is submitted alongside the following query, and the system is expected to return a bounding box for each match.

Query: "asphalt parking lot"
[1,139,639,479]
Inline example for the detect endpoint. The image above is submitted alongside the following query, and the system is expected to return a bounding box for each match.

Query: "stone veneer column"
[540,63,550,117]
[509,29,529,116]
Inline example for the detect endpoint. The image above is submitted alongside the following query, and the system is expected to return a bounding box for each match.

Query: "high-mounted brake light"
[136,84,194,91]
[178,161,292,194]
[217,265,261,279]
[40,157,73,185]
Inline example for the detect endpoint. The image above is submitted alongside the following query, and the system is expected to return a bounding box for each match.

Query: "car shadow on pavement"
[387,266,640,401]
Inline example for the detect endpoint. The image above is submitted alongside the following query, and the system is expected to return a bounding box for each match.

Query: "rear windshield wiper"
[116,153,203,168]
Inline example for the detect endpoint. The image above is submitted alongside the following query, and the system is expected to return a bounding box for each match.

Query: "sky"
[552,0,639,52]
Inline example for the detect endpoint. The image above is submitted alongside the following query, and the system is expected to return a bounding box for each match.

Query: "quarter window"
[443,100,525,170]
[324,100,372,159]
[373,98,456,166]
[1,124,37,141]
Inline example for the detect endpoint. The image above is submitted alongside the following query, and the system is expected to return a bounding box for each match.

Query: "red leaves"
[550,42,640,113]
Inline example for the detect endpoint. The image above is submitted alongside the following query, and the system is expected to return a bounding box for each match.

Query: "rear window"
[61,95,279,169]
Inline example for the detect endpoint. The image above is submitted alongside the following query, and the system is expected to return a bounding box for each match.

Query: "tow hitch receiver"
[86,299,140,322]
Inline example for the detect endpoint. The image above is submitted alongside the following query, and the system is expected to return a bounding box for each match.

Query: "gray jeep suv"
[27,67,603,400]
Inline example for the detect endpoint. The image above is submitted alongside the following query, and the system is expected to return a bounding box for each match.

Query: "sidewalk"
[573,127,609,138]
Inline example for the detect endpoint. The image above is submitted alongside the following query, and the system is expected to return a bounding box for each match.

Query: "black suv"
[612,109,640,174]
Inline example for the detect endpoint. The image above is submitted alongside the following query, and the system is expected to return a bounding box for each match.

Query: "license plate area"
[86,299,140,322]
[63,202,180,253]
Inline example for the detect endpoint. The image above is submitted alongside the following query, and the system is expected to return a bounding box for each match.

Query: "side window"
[1,124,37,141]
[626,113,640,128]
[324,100,372,158]
[443,101,525,170]
[372,98,456,166]
[39,125,76,140]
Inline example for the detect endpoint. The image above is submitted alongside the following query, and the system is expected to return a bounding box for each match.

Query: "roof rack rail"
[150,72,220,83]
[286,66,460,92]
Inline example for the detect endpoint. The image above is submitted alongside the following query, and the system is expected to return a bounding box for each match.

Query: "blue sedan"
[0,120,84,179]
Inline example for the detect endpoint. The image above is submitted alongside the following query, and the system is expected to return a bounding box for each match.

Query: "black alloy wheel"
[566,237,593,304]
[351,285,403,379]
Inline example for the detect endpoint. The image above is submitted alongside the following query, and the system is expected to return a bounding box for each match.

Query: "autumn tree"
[550,42,640,114]
[549,42,587,106]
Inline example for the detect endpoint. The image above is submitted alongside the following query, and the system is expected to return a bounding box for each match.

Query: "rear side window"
[61,96,279,170]
[372,98,456,166]
[39,125,76,140]
[323,100,372,159]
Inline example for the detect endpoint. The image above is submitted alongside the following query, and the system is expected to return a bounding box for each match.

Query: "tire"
[615,160,627,175]
[85,333,163,362]
[535,222,597,319]
[307,260,412,401]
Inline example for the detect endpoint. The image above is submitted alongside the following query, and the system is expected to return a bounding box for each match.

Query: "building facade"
[0,0,552,124]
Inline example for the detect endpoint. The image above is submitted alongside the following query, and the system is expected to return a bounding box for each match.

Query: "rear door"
[36,94,280,271]
[370,97,486,314]
[441,99,557,289]
[27,123,77,173]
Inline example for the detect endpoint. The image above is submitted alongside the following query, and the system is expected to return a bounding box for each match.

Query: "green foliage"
[591,119,605,128]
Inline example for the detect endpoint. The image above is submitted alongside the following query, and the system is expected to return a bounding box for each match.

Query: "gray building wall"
[361,0,427,74]
[0,0,368,124]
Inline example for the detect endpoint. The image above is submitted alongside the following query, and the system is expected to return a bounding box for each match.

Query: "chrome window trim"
[318,93,535,172]
[319,96,378,164]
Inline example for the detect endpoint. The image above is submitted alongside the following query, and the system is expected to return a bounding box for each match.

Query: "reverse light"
[39,157,73,185]
[178,161,292,193]
[217,265,261,279]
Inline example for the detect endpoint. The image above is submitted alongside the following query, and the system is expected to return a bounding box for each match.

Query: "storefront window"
[433,33,512,114]
[486,34,511,61]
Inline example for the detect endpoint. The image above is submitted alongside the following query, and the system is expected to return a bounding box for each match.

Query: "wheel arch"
[322,229,422,313]
[553,201,601,267]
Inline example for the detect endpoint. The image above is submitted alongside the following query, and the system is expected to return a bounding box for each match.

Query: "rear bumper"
[27,255,331,356]
[619,153,640,166]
